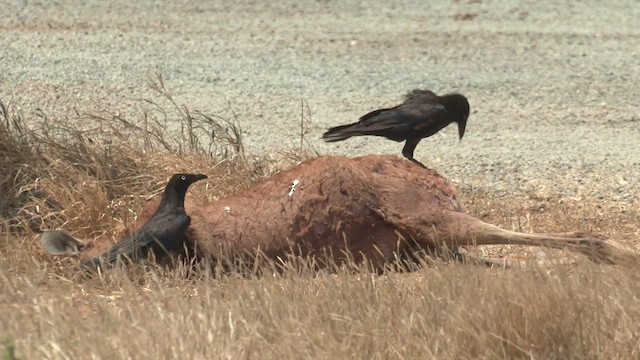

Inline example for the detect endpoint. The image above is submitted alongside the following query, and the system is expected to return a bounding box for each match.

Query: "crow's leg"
[402,139,426,168]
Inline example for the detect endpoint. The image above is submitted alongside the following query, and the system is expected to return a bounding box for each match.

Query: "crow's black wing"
[358,104,403,122]
[322,104,405,142]
[359,90,438,122]
[349,102,448,139]
[82,213,190,268]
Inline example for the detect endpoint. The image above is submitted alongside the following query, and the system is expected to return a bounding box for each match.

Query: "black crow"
[82,173,207,268]
[322,89,470,167]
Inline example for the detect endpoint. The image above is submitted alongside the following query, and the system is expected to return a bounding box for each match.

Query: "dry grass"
[3,235,640,359]
[1,80,640,359]
[0,72,287,241]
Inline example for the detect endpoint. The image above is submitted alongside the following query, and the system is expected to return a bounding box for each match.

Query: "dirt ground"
[1,0,638,200]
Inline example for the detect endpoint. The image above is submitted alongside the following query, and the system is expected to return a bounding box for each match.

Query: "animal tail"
[322,123,358,142]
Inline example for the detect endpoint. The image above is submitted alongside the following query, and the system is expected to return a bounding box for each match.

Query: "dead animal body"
[42,155,638,271]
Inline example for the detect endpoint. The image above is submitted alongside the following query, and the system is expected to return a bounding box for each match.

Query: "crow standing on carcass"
[322,90,470,167]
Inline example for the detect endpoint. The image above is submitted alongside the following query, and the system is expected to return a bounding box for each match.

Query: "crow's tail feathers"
[80,235,147,269]
[322,123,358,142]
[81,248,129,269]
[81,255,110,269]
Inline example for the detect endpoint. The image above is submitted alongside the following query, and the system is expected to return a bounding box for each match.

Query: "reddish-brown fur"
[77,155,638,268]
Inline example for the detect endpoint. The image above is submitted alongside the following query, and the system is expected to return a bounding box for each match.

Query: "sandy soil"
[1,0,639,201]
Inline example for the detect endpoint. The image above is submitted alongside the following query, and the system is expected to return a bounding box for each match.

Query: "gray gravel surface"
[1,0,639,202]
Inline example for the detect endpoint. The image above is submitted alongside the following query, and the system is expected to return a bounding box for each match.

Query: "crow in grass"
[82,173,207,268]
[322,89,470,167]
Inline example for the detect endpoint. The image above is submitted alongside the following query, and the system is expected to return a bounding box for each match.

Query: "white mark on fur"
[288,179,300,197]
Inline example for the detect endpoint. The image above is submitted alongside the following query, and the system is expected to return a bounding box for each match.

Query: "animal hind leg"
[399,210,639,265]
[438,211,639,264]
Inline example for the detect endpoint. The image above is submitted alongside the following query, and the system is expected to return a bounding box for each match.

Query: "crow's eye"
[181,175,187,181]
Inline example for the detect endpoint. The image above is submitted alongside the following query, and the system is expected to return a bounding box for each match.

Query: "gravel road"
[1,0,638,201]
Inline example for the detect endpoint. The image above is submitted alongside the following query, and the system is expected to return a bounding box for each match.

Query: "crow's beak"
[458,121,466,140]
